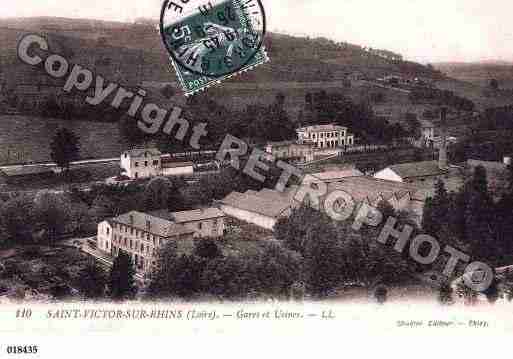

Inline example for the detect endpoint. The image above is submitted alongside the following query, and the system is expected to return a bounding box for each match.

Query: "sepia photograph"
[1,0,513,357]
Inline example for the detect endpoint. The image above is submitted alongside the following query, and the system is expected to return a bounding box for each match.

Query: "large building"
[149,208,226,238]
[218,171,425,230]
[296,124,355,149]
[97,208,225,275]
[218,187,300,231]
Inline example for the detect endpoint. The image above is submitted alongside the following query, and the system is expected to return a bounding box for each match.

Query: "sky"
[1,0,512,63]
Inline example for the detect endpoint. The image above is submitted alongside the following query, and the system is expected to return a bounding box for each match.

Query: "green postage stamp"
[160,0,269,96]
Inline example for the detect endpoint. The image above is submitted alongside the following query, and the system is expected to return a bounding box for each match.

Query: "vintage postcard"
[1,0,513,357]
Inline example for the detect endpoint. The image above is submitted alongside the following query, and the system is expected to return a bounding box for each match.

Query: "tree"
[32,191,71,243]
[50,128,80,175]
[483,277,500,304]
[108,251,136,300]
[143,177,172,211]
[257,244,302,298]
[200,255,256,299]
[193,238,223,259]
[464,166,495,258]
[0,195,35,243]
[438,280,454,305]
[78,263,106,300]
[422,179,450,237]
[303,221,345,297]
[147,241,178,298]
[374,285,388,304]
[89,195,116,222]
[275,204,326,255]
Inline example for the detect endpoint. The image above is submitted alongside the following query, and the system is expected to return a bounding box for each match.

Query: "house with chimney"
[373,107,465,194]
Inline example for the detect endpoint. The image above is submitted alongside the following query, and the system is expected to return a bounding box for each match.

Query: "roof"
[111,211,194,238]
[297,124,348,133]
[123,148,162,158]
[0,165,54,177]
[151,208,225,223]
[387,161,446,179]
[161,160,194,168]
[219,188,297,218]
[327,176,423,204]
[306,169,364,183]
[266,140,296,147]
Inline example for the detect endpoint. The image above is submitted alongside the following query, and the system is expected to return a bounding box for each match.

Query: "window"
[131,228,134,235]
[135,162,139,167]
[106,228,110,235]
[153,160,159,166]
[198,222,203,230]
[130,240,133,249]
[145,161,148,167]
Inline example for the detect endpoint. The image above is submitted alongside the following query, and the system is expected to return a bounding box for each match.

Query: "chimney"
[438,107,448,170]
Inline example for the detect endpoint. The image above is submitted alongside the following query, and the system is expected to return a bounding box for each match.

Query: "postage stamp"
[160,0,269,96]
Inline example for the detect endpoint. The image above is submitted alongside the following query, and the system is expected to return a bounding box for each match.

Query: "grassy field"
[0,115,128,165]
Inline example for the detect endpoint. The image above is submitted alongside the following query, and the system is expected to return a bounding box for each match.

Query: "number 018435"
[6,346,38,355]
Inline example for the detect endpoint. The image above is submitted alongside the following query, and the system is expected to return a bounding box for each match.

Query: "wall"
[162,165,194,177]
[182,217,225,238]
[219,204,277,231]
[120,153,161,179]
[97,221,112,253]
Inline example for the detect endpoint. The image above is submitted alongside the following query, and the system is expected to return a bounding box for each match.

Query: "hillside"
[0,17,443,85]
[435,61,513,88]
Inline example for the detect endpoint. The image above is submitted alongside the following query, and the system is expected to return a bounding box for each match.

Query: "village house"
[296,124,355,149]
[120,148,162,179]
[120,148,194,179]
[97,208,225,275]
[374,107,466,195]
[264,141,315,163]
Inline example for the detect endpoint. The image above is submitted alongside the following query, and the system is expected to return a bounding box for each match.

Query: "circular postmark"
[160,0,266,77]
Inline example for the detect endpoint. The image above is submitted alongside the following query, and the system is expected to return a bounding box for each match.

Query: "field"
[0,115,128,164]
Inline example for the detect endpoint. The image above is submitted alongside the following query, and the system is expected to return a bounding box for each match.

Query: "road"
[0,157,119,171]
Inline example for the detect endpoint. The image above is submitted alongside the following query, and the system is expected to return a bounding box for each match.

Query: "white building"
[97,208,226,275]
[149,208,226,238]
[120,149,195,179]
[418,120,435,147]
[161,159,194,177]
[120,148,162,179]
[296,124,354,149]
